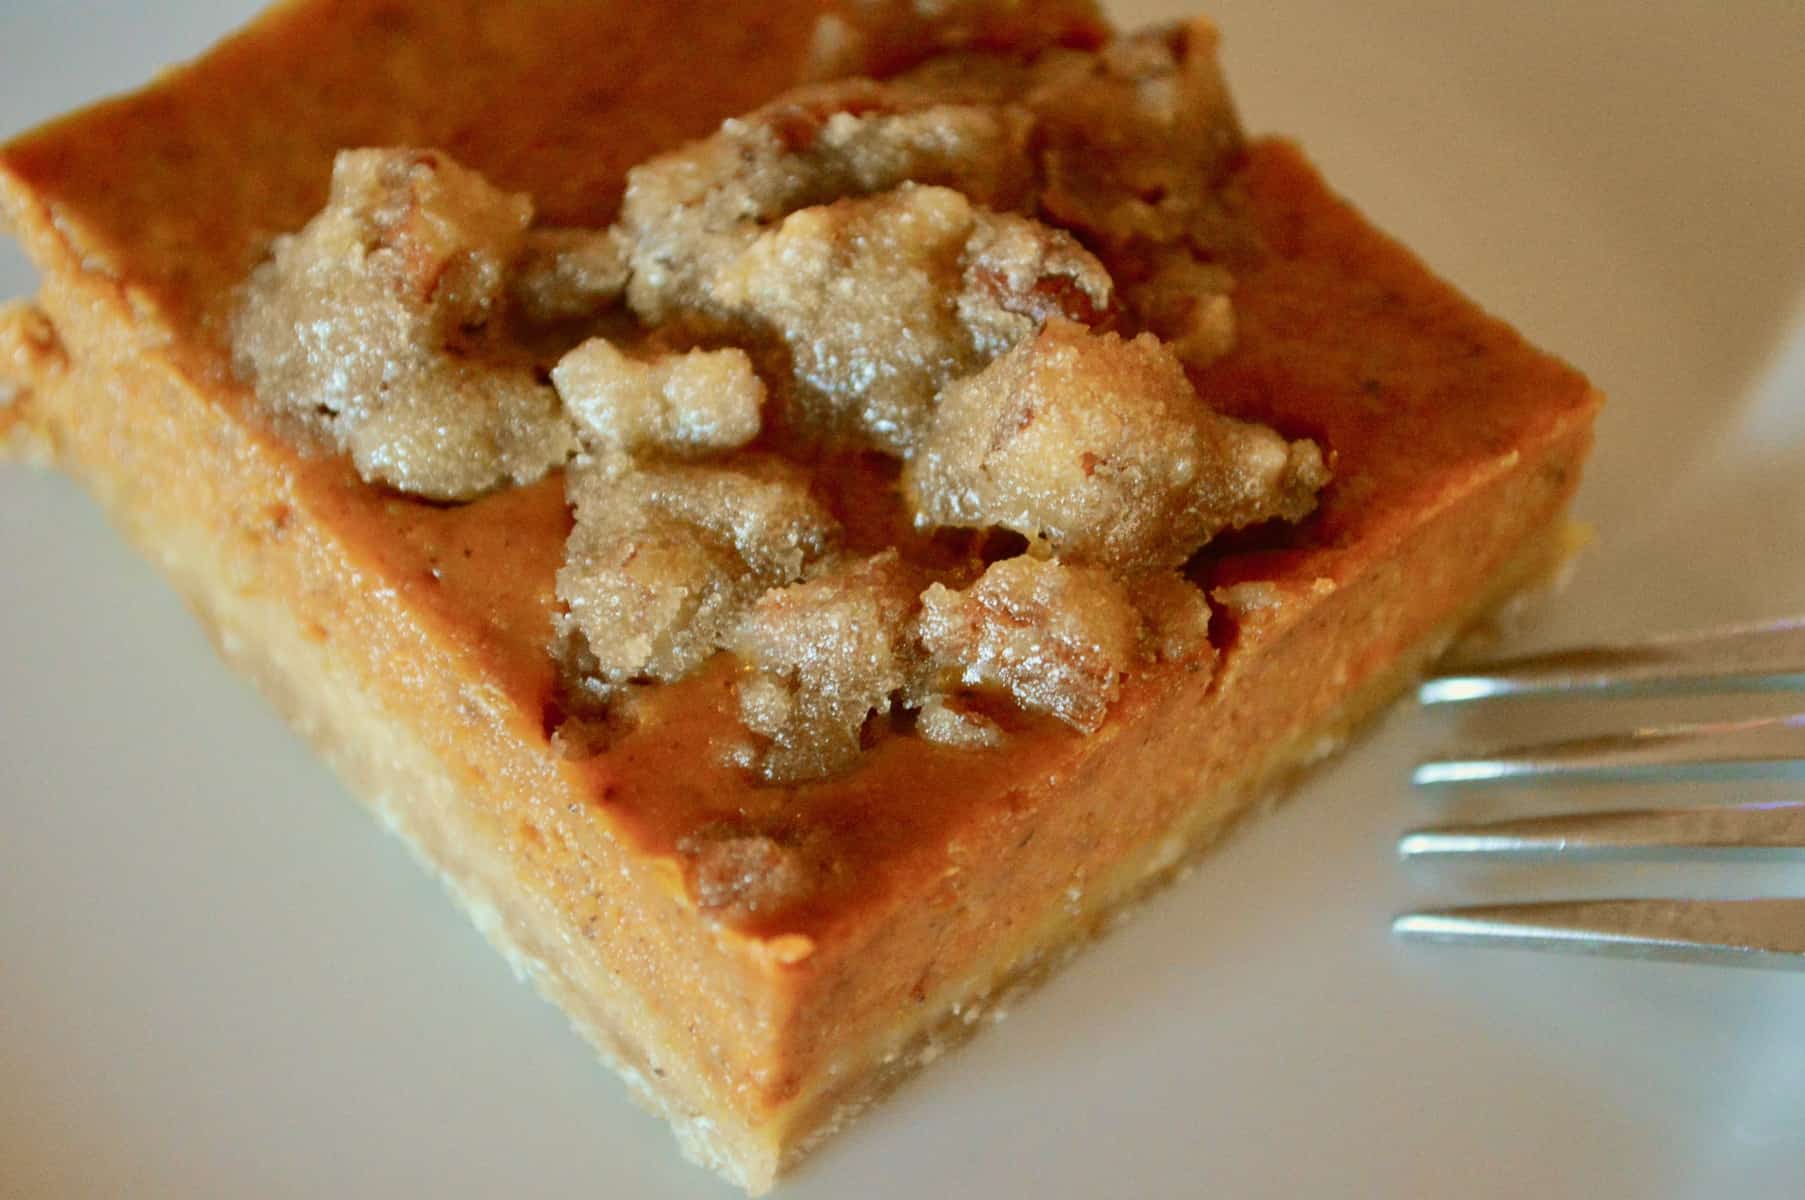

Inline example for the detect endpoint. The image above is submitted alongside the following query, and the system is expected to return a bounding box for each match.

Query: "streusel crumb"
[514,227,630,323]
[233,148,572,500]
[618,79,1036,332]
[917,555,1141,732]
[679,828,820,921]
[558,453,839,685]
[553,339,764,457]
[710,183,1110,451]
[733,551,922,783]
[905,318,1327,571]
[914,697,1005,748]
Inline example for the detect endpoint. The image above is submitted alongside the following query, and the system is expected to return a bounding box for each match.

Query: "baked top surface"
[0,0,1595,944]
[12,2,1805,1198]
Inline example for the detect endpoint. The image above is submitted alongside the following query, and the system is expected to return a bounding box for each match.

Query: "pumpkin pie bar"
[0,0,1600,1191]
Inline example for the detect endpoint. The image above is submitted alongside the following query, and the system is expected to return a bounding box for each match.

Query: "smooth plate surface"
[4,2,1804,1196]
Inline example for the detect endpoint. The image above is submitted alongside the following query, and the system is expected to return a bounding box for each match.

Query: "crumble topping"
[733,551,922,782]
[618,78,1038,333]
[914,696,1005,748]
[678,827,822,922]
[551,340,764,456]
[917,555,1141,732]
[708,183,1111,451]
[231,9,1332,793]
[558,452,838,686]
[513,227,630,323]
[1028,19,1242,258]
[1131,570,1217,666]
[897,16,1246,366]
[1126,254,1237,368]
[233,149,575,500]
[905,318,1328,571]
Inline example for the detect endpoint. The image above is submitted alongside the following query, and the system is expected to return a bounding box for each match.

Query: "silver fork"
[1392,615,1805,969]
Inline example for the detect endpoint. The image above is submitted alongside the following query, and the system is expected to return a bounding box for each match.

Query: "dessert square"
[0,0,1599,1191]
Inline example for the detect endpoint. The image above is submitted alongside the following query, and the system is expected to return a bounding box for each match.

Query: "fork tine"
[1392,899,1805,969]
[1411,713,1805,786]
[1399,801,1805,860]
[1419,615,1805,704]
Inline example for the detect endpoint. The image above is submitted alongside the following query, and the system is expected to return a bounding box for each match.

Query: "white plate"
[4,2,1804,1196]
